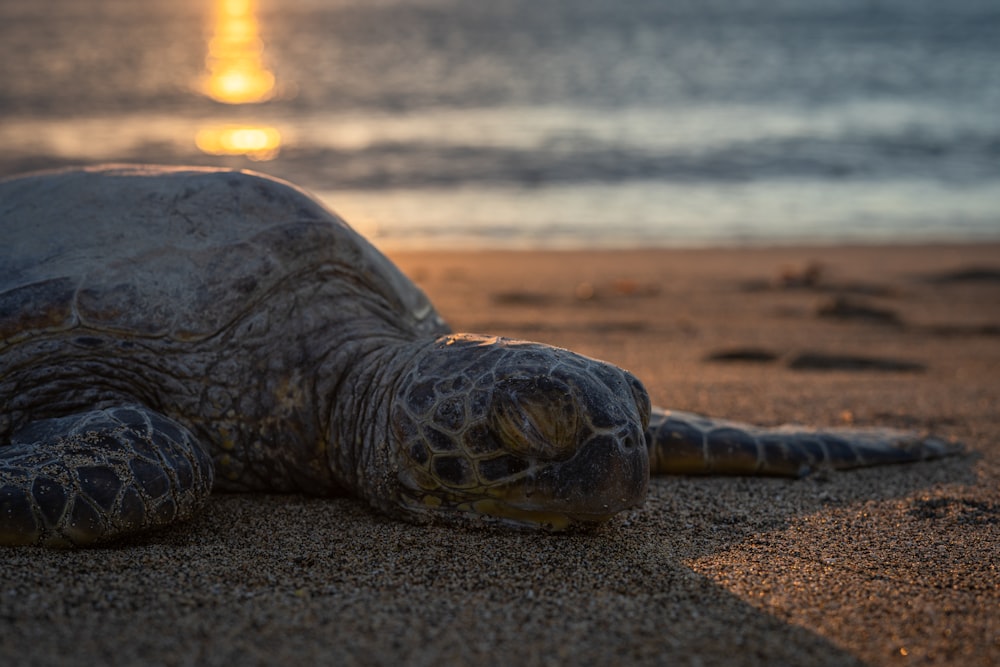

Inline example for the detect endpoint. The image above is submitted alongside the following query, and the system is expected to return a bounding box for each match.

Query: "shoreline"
[2,243,997,666]
[372,235,1000,253]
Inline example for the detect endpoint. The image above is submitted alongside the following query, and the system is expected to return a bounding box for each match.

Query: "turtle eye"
[492,377,579,460]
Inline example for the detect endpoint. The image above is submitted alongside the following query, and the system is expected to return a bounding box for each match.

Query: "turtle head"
[388,334,650,530]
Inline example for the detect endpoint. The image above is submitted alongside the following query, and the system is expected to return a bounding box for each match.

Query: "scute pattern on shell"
[0,165,442,344]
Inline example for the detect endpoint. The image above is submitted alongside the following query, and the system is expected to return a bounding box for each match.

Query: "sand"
[2,243,997,666]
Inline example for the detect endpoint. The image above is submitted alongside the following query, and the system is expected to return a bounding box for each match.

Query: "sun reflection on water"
[197,0,281,160]
[202,0,275,104]
[195,124,281,161]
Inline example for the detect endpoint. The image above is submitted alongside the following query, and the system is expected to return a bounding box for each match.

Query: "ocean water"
[1,0,998,248]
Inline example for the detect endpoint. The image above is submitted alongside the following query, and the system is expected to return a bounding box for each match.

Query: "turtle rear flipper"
[647,408,961,478]
[0,405,214,546]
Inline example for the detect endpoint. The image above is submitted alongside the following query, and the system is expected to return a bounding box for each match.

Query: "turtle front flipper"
[0,405,214,547]
[647,408,961,478]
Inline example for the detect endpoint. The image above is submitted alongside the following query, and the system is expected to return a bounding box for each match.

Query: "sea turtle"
[0,165,958,547]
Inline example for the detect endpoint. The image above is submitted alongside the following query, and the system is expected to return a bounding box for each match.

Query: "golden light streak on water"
[195,124,282,160]
[196,0,282,160]
[201,0,275,104]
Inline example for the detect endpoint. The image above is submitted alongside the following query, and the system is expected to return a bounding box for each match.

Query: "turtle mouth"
[395,425,649,530]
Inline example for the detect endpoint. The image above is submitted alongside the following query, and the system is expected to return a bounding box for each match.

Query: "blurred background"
[1,0,998,249]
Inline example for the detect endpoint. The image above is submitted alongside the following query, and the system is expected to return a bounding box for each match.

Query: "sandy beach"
[1,243,997,666]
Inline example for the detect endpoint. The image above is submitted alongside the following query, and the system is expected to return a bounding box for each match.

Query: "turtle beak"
[510,425,650,520]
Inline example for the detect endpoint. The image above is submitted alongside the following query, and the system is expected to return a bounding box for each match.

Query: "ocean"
[1,0,998,248]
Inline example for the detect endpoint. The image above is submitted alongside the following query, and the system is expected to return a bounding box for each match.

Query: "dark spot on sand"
[923,323,1000,337]
[591,321,647,333]
[788,352,926,373]
[922,266,1000,284]
[705,347,779,363]
[491,291,556,306]
[816,296,903,326]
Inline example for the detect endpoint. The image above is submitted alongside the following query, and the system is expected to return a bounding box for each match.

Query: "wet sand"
[2,243,998,666]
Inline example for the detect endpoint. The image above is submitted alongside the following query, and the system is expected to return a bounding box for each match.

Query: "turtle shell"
[0,165,442,345]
